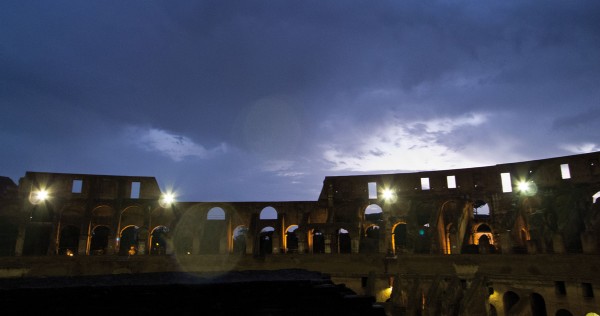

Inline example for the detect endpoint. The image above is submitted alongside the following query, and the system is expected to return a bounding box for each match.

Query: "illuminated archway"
[150,225,169,255]
[391,222,407,254]
[119,225,139,256]
[285,225,298,253]
[89,225,109,255]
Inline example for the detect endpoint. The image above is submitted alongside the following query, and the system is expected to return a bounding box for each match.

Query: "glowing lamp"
[159,192,176,208]
[29,189,49,204]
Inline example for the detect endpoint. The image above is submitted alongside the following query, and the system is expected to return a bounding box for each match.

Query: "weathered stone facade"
[1,151,599,315]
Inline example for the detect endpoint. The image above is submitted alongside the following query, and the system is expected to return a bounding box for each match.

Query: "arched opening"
[119,225,139,256]
[361,224,380,253]
[474,224,494,244]
[207,207,225,220]
[233,225,248,254]
[22,225,52,256]
[530,293,547,316]
[202,207,226,254]
[364,204,383,222]
[337,228,351,253]
[259,226,275,255]
[392,222,407,254]
[259,206,277,220]
[0,222,18,256]
[312,229,325,254]
[474,200,490,216]
[555,309,573,316]
[503,291,520,316]
[285,225,298,254]
[150,226,169,255]
[89,226,109,255]
[58,225,79,256]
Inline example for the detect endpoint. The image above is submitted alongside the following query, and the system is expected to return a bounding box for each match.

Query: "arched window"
[207,207,225,220]
[259,227,275,255]
[312,229,325,254]
[58,225,79,256]
[233,226,248,254]
[364,204,383,221]
[260,207,278,220]
[392,223,407,254]
[337,228,351,253]
[285,225,298,254]
[150,226,169,255]
[90,226,110,255]
[119,225,139,256]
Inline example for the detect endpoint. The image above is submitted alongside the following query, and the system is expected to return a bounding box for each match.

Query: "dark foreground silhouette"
[0,269,386,315]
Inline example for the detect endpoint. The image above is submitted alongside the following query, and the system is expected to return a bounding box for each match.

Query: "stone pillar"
[78,234,88,255]
[351,237,360,253]
[219,236,228,254]
[272,234,280,254]
[581,232,598,254]
[324,235,332,254]
[192,233,201,255]
[245,232,254,255]
[14,224,26,256]
[297,236,306,254]
[526,240,537,254]
[552,234,566,254]
[499,231,512,254]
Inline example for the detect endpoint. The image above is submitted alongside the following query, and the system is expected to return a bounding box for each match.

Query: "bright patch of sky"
[323,112,495,172]
[128,126,227,162]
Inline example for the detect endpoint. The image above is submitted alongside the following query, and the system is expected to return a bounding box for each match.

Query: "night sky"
[2,1,599,202]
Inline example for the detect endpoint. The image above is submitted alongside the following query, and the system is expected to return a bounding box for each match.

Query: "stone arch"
[120,205,145,230]
[503,291,520,316]
[149,225,169,255]
[22,224,52,256]
[336,228,351,253]
[311,229,325,254]
[530,293,547,316]
[391,222,407,254]
[260,206,277,220]
[0,221,18,256]
[232,225,248,254]
[118,225,139,256]
[201,206,226,254]
[364,204,383,222]
[474,223,495,246]
[259,226,275,255]
[436,200,467,255]
[89,225,110,255]
[58,225,79,256]
[207,207,226,220]
[285,225,298,253]
[172,205,203,255]
[474,199,490,216]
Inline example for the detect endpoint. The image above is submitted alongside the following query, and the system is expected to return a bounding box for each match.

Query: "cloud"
[322,112,493,172]
[561,142,600,154]
[127,126,227,162]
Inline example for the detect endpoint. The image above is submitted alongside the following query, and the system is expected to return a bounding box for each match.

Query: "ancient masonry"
[1,151,599,315]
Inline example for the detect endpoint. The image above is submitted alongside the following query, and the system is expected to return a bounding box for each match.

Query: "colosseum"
[1,151,599,315]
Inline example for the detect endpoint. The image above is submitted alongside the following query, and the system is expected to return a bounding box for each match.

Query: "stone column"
[297,235,306,254]
[580,232,598,254]
[552,234,566,254]
[78,234,88,255]
[14,224,26,256]
[499,231,512,254]
[272,233,280,254]
[324,234,332,254]
[351,237,360,253]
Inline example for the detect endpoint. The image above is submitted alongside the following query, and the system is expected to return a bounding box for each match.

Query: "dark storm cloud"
[2,0,600,200]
